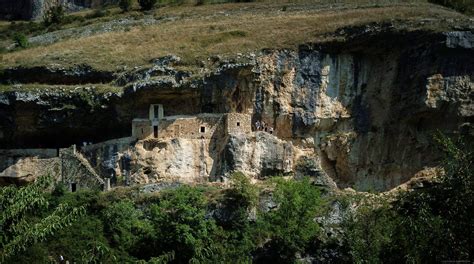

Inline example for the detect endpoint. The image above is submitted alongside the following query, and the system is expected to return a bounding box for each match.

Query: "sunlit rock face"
[249,30,473,191]
[0,27,472,191]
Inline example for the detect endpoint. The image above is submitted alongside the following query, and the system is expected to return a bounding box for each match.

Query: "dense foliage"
[2,175,324,263]
[12,33,28,49]
[0,176,84,263]
[43,5,65,26]
[345,134,473,263]
[1,135,471,263]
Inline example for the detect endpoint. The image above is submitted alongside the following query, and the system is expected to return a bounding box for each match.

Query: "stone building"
[225,113,252,135]
[132,104,252,140]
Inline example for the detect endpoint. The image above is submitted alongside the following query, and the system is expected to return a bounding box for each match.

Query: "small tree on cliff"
[256,178,324,262]
[43,4,65,26]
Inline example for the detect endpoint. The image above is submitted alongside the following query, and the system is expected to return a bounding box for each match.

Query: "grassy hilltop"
[0,0,470,71]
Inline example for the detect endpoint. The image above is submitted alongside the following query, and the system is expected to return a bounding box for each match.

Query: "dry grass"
[0,2,466,71]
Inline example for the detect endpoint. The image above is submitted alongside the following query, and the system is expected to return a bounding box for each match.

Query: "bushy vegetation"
[12,33,28,49]
[344,133,473,263]
[43,5,65,26]
[0,176,85,263]
[1,135,471,263]
[0,174,325,263]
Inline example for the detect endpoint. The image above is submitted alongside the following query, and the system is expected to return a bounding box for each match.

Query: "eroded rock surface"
[1,24,472,191]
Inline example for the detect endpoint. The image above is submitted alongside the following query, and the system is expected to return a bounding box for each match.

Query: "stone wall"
[132,119,152,140]
[0,148,58,171]
[159,114,224,139]
[80,137,135,184]
[133,114,225,140]
[0,157,60,185]
[60,146,104,191]
[226,113,252,135]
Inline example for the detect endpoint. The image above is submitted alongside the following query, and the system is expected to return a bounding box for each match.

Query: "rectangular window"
[200,126,205,133]
[237,122,240,127]
[154,105,159,119]
[71,183,77,192]
[153,126,158,138]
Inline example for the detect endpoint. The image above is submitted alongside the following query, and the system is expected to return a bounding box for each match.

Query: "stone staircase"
[60,146,105,190]
[73,151,105,185]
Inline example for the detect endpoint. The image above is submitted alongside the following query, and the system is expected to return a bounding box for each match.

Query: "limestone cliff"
[0,24,472,191]
[0,0,114,20]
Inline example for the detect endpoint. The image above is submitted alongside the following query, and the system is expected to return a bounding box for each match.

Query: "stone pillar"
[104,178,111,191]
[158,104,164,119]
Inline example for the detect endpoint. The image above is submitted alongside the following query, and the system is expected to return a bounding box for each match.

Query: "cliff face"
[250,30,473,190]
[0,0,115,20]
[0,26,472,191]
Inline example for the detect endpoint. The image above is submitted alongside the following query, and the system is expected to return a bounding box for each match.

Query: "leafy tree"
[344,200,395,263]
[344,133,473,263]
[43,5,65,26]
[147,186,219,263]
[219,172,258,230]
[256,178,323,263]
[102,199,152,255]
[215,172,258,262]
[390,133,474,262]
[0,176,84,262]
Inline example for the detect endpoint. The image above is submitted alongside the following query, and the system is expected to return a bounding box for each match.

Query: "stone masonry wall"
[226,113,252,135]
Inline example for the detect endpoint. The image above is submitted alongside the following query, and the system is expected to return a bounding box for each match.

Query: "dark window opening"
[153,126,158,138]
[237,122,240,127]
[71,183,77,192]
[200,126,206,133]
[141,128,144,134]
[154,105,159,119]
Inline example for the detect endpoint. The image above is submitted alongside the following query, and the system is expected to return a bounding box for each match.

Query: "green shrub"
[216,172,259,262]
[43,5,65,26]
[256,178,324,262]
[13,33,28,48]
[146,186,220,263]
[139,0,157,10]
[344,200,395,263]
[343,133,474,263]
[119,0,134,12]
[102,199,152,253]
[0,175,85,262]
